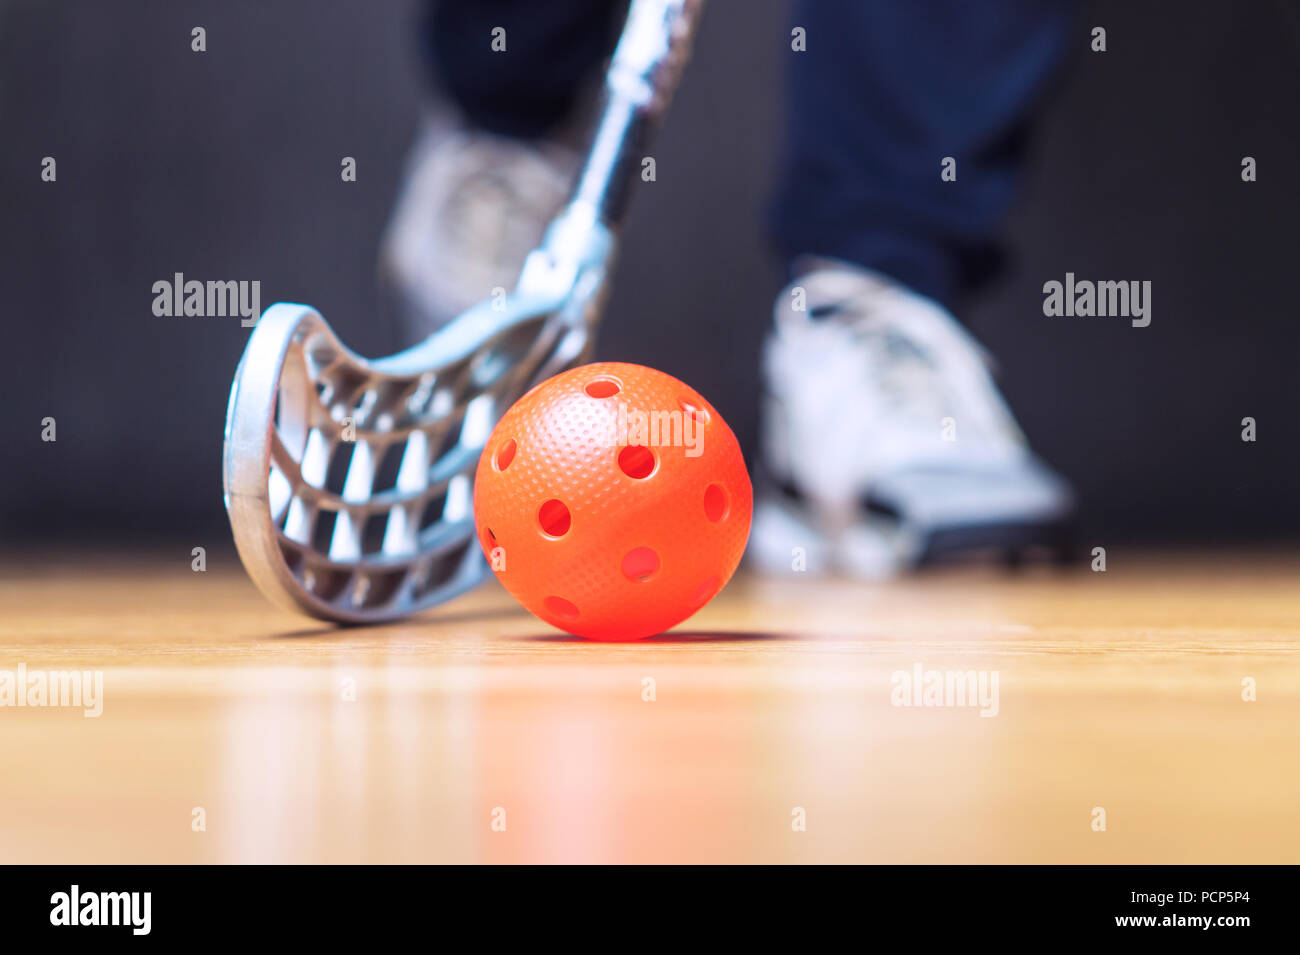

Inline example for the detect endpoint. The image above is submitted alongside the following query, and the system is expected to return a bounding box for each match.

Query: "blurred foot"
[751,258,1076,577]
[379,121,580,343]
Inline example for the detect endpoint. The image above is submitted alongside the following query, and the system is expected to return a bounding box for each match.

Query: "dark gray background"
[2,0,1297,545]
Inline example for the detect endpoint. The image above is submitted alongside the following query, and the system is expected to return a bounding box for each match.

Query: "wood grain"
[0,549,1297,863]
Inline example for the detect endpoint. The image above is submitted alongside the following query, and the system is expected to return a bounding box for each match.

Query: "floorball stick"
[223,0,703,622]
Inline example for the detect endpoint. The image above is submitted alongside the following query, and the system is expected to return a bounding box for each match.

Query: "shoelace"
[787,274,1025,455]
[436,138,570,275]
[807,298,955,431]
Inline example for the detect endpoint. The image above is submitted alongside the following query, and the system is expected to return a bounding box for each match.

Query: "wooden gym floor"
[0,548,1297,864]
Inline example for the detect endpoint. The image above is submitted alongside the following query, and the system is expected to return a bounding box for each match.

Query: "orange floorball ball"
[473,362,753,641]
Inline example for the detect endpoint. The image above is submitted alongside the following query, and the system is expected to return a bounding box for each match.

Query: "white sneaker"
[379,122,580,342]
[751,258,1076,577]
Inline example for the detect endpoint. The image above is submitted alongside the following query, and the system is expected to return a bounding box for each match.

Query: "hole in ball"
[691,575,722,606]
[585,378,621,399]
[544,595,579,619]
[618,445,656,480]
[678,397,711,425]
[538,499,572,537]
[494,438,517,471]
[704,483,729,522]
[621,546,661,582]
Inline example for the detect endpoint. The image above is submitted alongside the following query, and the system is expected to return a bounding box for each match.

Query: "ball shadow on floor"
[520,630,794,644]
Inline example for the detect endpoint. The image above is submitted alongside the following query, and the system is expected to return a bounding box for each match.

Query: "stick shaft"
[570,0,703,226]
